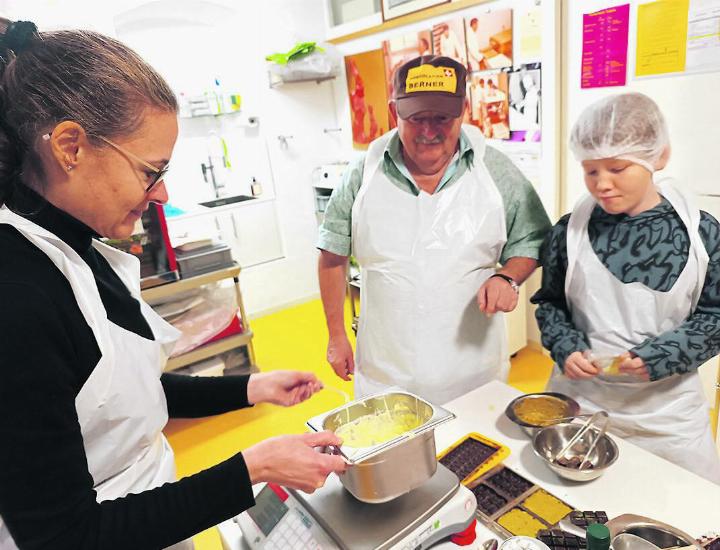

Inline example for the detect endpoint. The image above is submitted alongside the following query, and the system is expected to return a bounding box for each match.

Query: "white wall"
[562,0,720,216]
[3,0,345,316]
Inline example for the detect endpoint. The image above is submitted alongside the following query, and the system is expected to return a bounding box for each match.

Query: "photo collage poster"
[344,6,543,148]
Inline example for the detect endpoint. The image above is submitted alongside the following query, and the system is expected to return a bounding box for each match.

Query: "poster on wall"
[686,0,720,74]
[432,18,467,66]
[345,50,389,150]
[518,7,542,63]
[581,4,630,88]
[508,63,541,142]
[382,0,448,21]
[635,0,689,77]
[383,30,433,129]
[464,9,513,71]
[469,70,510,140]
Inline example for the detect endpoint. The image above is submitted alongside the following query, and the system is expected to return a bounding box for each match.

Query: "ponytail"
[0,20,39,206]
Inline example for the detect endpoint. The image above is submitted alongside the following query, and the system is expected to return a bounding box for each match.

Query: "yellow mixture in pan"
[513,396,569,426]
[334,407,422,447]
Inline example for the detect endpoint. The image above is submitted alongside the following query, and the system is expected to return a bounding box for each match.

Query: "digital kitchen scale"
[218,463,478,550]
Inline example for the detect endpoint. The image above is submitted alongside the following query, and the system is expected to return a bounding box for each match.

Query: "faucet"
[201,155,225,198]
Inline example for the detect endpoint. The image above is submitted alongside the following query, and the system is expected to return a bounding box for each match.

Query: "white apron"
[0,207,194,549]
[351,125,509,406]
[548,181,720,484]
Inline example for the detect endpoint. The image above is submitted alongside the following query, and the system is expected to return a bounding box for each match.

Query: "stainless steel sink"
[198,195,255,208]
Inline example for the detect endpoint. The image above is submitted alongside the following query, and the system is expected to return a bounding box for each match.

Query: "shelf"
[268,73,336,88]
[179,110,243,120]
[141,264,241,302]
[141,262,256,372]
[165,331,254,372]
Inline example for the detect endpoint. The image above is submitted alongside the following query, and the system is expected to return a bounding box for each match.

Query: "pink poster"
[581,4,629,89]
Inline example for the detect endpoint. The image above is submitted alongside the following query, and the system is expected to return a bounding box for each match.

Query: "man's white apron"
[351,125,509,405]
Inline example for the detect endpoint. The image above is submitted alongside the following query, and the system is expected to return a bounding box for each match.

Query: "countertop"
[435,380,720,538]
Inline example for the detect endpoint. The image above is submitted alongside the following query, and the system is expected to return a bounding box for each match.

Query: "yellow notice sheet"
[519,8,542,62]
[636,0,690,76]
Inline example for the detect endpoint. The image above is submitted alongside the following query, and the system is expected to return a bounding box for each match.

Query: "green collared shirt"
[317,129,551,264]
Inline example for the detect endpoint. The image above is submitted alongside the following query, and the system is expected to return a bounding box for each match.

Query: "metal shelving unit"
[141,264,256,372]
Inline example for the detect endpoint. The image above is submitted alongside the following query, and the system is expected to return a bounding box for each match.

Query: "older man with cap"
[317,56,551,405]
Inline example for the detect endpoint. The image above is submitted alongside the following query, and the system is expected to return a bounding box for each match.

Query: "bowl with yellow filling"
[505,392,580,436]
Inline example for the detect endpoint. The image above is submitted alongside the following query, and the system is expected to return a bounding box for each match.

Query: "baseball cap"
[392,55,467,119]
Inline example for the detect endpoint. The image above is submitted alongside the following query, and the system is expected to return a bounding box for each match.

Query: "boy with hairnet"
[532,92,720,484]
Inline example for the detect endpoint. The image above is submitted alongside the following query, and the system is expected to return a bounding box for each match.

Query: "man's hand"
[563,350,599,379]
[618,353,650,381]
[327,334,355,381]
[477,276,519,314]
[247,371,324,406]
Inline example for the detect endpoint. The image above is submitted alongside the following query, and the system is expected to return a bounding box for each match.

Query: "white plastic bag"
[268,43,341,82]
[169,286,240,357]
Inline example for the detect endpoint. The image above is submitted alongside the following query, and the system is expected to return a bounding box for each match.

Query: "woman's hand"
[247,371,324,407]
[618,354,650,381]
[243,431,349,493]
[563,350,600,379]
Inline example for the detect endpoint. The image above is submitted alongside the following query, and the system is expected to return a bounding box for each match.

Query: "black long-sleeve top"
[0,188,256,549]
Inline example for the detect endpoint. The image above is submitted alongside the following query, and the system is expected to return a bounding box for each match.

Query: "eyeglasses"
[41,132,170,194]
[405,114,455,126]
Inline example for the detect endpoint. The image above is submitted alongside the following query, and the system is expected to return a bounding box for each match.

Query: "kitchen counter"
[219,381,719,550]
[436,380,720,538]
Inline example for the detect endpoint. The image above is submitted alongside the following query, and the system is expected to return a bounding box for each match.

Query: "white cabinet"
[214,200,284,268]
[167,199,284,270]
[324,0,382,39]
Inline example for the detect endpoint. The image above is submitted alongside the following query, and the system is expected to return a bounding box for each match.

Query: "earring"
[67,165,73,171]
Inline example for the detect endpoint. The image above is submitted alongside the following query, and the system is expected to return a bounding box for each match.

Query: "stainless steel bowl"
[306,390,455,503]
[532,422,618,481]
[505,392,580,437]
[607,514,702,550]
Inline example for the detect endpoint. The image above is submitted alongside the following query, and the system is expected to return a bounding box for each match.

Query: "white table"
[436,381,720,539]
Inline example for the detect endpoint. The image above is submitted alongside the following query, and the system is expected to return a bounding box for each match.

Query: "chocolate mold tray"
[437,432,510,485]
[467,464,575,539]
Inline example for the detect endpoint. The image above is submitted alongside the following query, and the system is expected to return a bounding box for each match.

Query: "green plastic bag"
[266,41,325,65]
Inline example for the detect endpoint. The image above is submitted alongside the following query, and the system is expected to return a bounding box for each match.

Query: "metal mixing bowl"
[607,514,702,550]
[505,392,580,436]
[532,422,619,481]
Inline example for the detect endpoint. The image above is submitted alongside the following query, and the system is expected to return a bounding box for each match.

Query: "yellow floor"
[164,299,553,549]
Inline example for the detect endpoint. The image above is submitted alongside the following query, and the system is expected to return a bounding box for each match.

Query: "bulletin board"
[562,0,720,216]
[331,0,562,219]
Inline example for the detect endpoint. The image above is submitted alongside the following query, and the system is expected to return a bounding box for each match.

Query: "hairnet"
[569,92,669,173]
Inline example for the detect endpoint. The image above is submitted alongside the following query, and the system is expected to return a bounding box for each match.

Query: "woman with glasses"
[0,20,347,550]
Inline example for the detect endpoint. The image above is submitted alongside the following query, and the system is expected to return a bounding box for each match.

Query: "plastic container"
[500,535,553,550]
[176,243,234,278]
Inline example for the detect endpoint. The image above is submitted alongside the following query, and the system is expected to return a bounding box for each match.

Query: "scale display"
[246,485,289,536]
